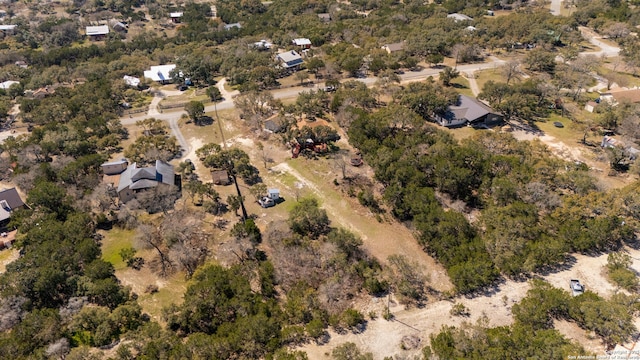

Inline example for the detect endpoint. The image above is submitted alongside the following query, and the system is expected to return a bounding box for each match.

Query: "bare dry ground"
[300,247,640,359]
[0,248,19,274]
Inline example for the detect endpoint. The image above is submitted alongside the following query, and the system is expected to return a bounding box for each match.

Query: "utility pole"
[227,160,248,222]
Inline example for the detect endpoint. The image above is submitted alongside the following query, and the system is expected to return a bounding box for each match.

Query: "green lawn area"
[450,76,473,97]
[444,125,480,141]
[100,228,136,271]
[160,91,210,106]
[474,68,505,93]
[536,113,602,145]
[597,65,640,89]
[181,108,243,146]
[136,272,188,322]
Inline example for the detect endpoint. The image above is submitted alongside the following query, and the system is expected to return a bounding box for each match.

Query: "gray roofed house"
[107,160,176,203]
[277,50,303,70]
[0,188,25,223]
[435,95,503,128]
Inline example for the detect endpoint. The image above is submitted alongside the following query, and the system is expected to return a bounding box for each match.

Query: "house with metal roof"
[143,64,177,84]
[435,95,502,128]
[86,25,109,40]
[170,12,183,23]
[292,38,312,49]
[123,75,140,88]
[277,50,303,70]
[0,24,16,35]
[252,39,273,50]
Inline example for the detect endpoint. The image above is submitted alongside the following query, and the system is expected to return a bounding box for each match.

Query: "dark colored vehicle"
[553,121,564,128]
[177,84,188,91]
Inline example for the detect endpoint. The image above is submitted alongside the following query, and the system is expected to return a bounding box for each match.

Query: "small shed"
[212,170,231,185]
[585,101,598,113]
[268,189,280,200]
[170,12,183,23]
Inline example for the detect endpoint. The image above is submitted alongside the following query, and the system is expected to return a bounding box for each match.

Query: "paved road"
[578,26,621,58]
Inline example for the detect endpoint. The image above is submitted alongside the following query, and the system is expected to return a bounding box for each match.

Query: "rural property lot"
[300,247,640,359]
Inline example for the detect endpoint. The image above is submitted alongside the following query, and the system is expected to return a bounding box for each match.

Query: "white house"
[143,64,177,84]
[292,38,312,49]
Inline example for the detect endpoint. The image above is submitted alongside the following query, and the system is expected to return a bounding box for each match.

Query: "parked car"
[570,279,584,296]
[258,196,275,208]
[553,121,564,128]
[323,85,336,92]
[177,84,188,91]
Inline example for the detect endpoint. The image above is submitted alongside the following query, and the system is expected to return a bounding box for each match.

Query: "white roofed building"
[170,12,183,23]
[292,38,312,49]
[86,25,109,40]
[0,81,19,90]
[143,64,177,84]
[0,24,16,35]
[123,75,141,87]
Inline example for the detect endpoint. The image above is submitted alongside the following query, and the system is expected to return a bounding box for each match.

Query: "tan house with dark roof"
[102,159,177,203]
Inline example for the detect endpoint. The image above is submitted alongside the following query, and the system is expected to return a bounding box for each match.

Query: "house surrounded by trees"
[0,187,25,226]
[102,159,177,203]
[85,25,109,40]
[435,95,503,127]
[276,51,303,71]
